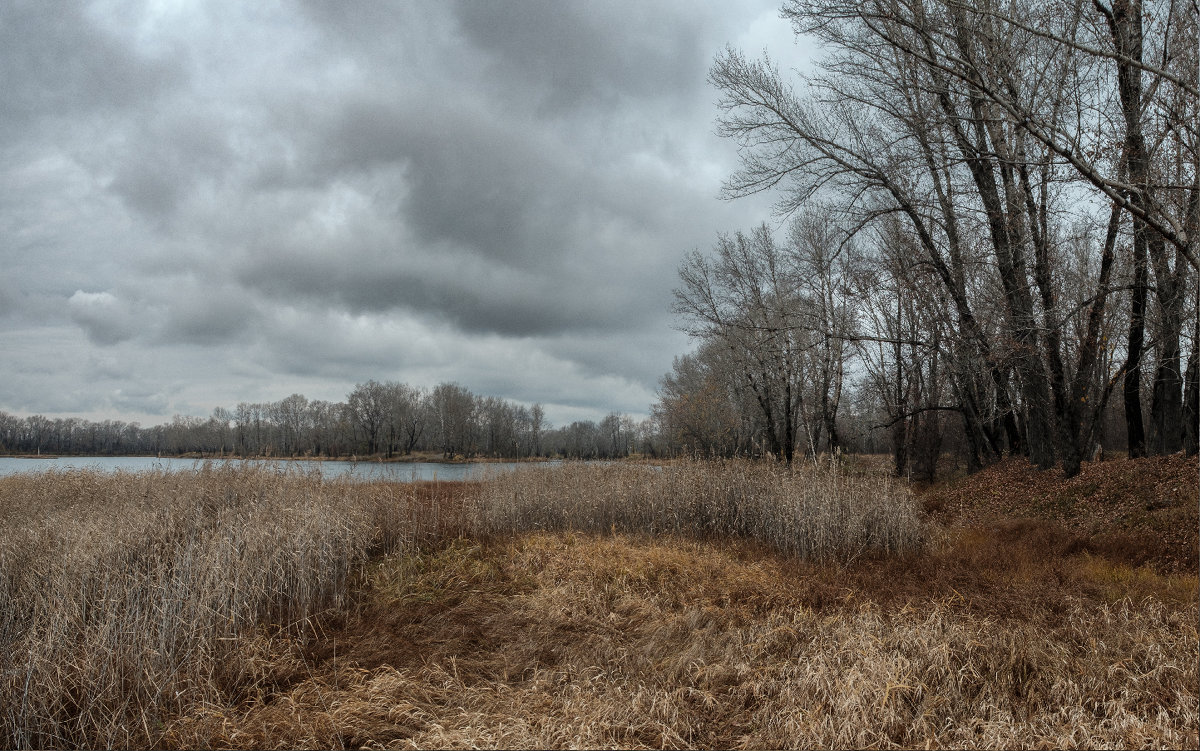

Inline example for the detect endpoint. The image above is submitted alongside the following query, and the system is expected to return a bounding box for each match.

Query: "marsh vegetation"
[1,459,1194,749]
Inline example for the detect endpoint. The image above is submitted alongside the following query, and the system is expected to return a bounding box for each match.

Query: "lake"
[0,456,554,482]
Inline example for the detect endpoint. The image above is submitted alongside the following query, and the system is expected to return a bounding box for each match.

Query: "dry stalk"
[467,459,925,561]
[0,464,430,749]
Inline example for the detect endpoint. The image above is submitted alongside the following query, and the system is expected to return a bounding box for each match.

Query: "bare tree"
[707,0,1182,475]
[786,209,857,453]
[674,225,811,464]
[431,382,477,458]
[347,381,389,456]
[654,345,749,458]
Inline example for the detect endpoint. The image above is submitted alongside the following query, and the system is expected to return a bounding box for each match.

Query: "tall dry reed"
[0,459,919,748]
[0,463,431,749]
[468,459,924,561]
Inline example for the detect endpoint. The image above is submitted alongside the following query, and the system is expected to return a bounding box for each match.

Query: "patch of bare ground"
[164,529,1198,750]
[920,454,1199,573]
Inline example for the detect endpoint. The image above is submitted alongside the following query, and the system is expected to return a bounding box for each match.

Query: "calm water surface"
[0,456,556,482]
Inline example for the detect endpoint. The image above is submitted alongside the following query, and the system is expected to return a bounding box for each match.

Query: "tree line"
[0,381,649,461]
[656,0,1197,478]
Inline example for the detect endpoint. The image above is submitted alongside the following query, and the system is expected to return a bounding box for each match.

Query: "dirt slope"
[920,453,1199,571]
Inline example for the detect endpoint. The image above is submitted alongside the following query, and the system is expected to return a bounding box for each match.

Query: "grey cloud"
[398,129,553,268]
[449,0,705,115]
[3,0,794,425]
[0,279,16,318]
[106,109,235,220]
[83,351,133,382]
[251,309,429,381]
[138,4,740,342]
[261,100,707,339]
[159,284,260,346]
[226,199,687,342]
[311,97,575,270]
[111,387,171,418]
[234,242,600,337]
[293,1,443,57]
[68,290,139,345]
[541,328,692,387]
[0,1,181,136]
[64,277,263,350]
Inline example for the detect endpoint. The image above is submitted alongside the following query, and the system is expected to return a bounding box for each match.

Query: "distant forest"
[0,370,1127,468]
[1,382,641,461]
[0,379,885,461]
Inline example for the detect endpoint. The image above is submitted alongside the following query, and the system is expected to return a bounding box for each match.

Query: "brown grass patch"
[165,533,1199,750]
[921,454,1198,572]
[465,459,925,562]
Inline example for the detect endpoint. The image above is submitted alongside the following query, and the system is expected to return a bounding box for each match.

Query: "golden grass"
[1,461,1195,749]
[164,534,1199,749]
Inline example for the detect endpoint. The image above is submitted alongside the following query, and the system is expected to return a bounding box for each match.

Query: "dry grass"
[164,533,1199,749]
[2,460,1195,749]
[0,464,460,749]
[466,459,925,562]
[921,454,1199,572]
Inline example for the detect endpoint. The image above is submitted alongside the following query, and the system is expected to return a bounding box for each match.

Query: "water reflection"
[0,456,559,482]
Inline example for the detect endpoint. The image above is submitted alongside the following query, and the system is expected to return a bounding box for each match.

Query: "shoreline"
[0,453,561,465]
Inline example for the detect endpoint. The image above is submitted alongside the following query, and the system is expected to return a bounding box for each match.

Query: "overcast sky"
[1,0,816,427]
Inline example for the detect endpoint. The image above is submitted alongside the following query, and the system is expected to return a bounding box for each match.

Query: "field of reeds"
[468,460,923,560]
[0,463,438,748]
[0,459,1196,749]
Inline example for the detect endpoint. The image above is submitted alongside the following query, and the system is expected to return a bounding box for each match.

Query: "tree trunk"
[782,378,796,465]
[1124,227,1149,457]
[937,10,1055,469]
[1183,332,1199,456]
[1148,245,1187,454]
[1149,300,1185,454]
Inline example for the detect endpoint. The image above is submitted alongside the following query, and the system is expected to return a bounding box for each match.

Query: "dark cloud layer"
[2,1,182,131]
[1,0,806,425]
[451,1,705,114]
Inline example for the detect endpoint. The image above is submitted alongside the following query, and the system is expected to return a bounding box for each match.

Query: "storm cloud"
[1,0,813,425]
